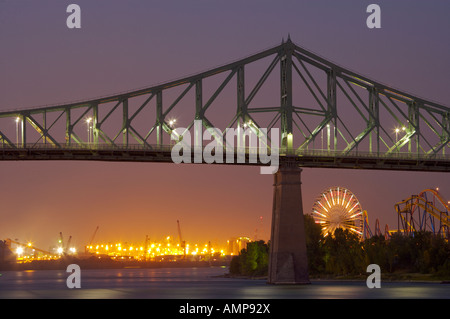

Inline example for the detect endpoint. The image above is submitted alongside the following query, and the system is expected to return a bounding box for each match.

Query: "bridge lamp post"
[394,127,406,153]
[395,127,406,139]
[395,128,400,154]
[243,120,252,129]
[326,124,331,152]
[15,117,20,146]
[86,117,92,145]
[321,128,323,150]
[169,119,176,145]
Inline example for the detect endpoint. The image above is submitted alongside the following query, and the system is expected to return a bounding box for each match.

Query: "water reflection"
[0,267,448,299]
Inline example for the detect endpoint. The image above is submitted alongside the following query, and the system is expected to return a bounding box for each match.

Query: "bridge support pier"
[268,160,310,284]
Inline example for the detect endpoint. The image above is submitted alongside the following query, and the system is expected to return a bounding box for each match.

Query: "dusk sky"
[1,1,449,251]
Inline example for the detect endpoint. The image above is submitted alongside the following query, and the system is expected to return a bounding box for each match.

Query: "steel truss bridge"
[0,37,449,171]
[2,37,450,284]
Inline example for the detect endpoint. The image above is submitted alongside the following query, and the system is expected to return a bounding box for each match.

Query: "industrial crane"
[177,220,186,257]
[59,232,64,251]
[58,233,75,255]
[5,238,53,256]
[85,226,99,254]
[89,226,99,246]
[66,236,72,253]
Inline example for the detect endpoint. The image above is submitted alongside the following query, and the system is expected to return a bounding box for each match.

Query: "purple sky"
[0,1,449,251]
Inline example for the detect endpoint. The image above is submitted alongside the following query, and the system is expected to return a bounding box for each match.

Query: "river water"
[0,266,448,299]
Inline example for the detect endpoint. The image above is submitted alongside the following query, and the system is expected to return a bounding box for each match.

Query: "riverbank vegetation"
[229,214,450,280]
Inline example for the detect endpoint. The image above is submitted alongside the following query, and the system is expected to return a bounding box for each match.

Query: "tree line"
[229,214,450,279]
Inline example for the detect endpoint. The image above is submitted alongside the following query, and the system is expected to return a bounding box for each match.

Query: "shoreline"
[222,273,450,284]
[0,257,231,272]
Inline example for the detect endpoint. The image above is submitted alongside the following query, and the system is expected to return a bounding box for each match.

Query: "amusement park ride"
[312,187,449,240]
[395,189,449,238]
[312,186,364,237]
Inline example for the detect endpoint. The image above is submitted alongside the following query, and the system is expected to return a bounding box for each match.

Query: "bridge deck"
[1,144,449,172]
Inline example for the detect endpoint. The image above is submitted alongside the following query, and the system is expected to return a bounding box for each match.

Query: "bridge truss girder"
[0,37,449,171]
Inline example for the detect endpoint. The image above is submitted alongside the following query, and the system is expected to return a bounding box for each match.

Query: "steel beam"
[369,87,380,155]
[0,38,447,168]
[327,68,337,151]
[280,39,294,153]
[122,99,129,147]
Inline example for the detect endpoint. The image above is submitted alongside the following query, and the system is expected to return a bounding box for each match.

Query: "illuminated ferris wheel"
[312,186,364,237]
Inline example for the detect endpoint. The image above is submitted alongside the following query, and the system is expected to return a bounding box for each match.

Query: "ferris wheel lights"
[313,210,327,218]
[323,194,332,208]
[319,203,329,213]
[346,195,354,209]
[312,187,364,238]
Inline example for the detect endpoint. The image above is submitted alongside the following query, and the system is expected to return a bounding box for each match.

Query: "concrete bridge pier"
[268,160,310,284]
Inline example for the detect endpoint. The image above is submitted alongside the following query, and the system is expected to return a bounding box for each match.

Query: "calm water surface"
[0,267,448,299]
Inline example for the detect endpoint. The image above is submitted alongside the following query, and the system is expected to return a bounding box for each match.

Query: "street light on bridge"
[168,119,177,145]
[394,126,406,149]
[15,117,20,146]
[86,117,92,144]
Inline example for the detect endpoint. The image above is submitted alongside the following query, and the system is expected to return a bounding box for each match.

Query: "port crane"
[85,226,99,254]
[5,238,53,256]
[59,232,64,251]
[66,236,72,250]
[89,226,99,246]
[177,220,186,257]
[58,232,75,254]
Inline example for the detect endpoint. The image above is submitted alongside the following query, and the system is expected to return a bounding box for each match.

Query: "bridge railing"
[1,143,449,161]
[293,148,450,160]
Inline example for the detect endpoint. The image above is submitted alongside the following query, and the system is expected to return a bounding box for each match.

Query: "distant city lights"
[7,235,252,263]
